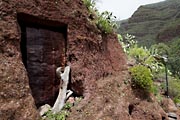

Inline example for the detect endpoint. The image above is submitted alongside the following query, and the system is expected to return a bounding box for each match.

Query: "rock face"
[119,0,180,46]
[67,72,168,120]
[161,98,180,120]
[0,0,126,119]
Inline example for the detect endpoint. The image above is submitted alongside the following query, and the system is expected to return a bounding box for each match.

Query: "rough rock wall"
[67,72,168,120]
[0,0,126,119]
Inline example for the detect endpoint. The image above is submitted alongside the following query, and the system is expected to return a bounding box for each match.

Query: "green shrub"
[129,46,149,63]
[82,0,117,34]
[82,0,96,11]
[118,34,166,78]
[168,38,180,78]
[44,110,69,120]
[118,34,137,53]
[173,97,180,104]
[43,102,73,120]
[150,43,170,56]
[96,11,117,33]
[63,102,73,110]
[151,85,159,96]
[169,77,180,99]
[129,65,153,92]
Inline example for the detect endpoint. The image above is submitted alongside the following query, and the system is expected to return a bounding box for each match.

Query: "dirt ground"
[67,70,168,120]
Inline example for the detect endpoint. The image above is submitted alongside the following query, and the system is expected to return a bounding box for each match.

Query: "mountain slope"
[119,0,180,46]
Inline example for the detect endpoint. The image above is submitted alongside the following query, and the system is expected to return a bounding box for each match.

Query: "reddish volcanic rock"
[0,0,126,119]
[67,72,168,120]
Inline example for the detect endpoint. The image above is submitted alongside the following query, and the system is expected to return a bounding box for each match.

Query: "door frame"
[17,13,68,107]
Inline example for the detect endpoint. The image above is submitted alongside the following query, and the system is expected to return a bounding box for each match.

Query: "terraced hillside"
[119,0,180,46]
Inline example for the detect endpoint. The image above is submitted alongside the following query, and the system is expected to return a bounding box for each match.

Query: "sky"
[96,0,165,20]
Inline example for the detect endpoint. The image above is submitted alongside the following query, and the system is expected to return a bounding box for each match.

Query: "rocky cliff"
[0,0,173,119]
[119,0,180,46]
[0,0,126,119]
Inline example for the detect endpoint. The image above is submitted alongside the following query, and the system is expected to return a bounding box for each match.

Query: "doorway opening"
[18,13,67,108]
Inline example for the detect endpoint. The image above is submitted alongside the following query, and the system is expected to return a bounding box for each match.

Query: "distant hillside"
[118,0,180,46]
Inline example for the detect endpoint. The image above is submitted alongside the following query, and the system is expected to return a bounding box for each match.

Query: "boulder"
[161,98,178,112]
[168,112,177,120]
[38,104,51,116]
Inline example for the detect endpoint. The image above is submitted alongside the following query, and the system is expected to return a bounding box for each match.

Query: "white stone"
[38,104,51,116]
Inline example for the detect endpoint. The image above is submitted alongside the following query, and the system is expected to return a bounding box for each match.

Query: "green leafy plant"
[168,38,180,78]
[150,38,180,78]
[119,34,166,76]
[44,110,69,120]
[82,0,96,11]
[118,34,137,53]
[42,102,73,120]
[63,102,73,110]
[150,43,170,56]
[96,11,117,33]
[129,65,153,92]
[119,33,180,104]
[173,97,180,104]
[169,77,180,98]
[151,85,159,96]
[119,33,180,102]
[156,94,163,103]
[82,0,117,33]
[129,46,149,63]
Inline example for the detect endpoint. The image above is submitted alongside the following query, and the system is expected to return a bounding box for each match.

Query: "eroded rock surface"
[67,72,168,120]
[0,0,126,119]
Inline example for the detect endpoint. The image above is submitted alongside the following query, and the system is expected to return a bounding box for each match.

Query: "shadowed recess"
[18,13,67,108]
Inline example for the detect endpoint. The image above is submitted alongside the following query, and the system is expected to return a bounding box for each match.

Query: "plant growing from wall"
[96,11,117,33]
[43,102,73,120]
[118,34,138,54]
[82,0,117,33]
[82,0,96,11]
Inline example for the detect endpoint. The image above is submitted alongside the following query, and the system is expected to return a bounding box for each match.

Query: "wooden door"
[26,27,65,107]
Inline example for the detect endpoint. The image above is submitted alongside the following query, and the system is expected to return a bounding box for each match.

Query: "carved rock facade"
[0,0,126,119]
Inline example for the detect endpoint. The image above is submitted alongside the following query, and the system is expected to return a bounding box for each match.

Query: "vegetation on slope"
[118,0,180,103]
[118,33,180,106]
[84,0,180,114]
[118,0,180,46]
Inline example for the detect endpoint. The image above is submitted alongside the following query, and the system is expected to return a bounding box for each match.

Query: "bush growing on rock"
[169,77,180,100]
[130,65,153,92]
[82,0,96,11]
[83,0,117,33]
[96,11,117,33]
